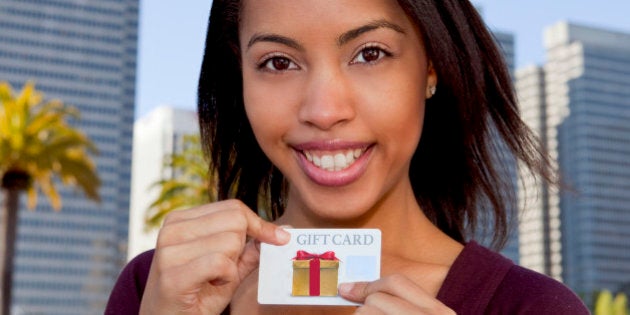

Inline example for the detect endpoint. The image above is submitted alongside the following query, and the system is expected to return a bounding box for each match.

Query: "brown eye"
[361,48,381,62]
[351,45,390,64]
[260,56,298,72]
[271,57,291,70]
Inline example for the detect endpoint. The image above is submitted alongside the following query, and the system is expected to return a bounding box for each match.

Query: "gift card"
[258,228,381,305]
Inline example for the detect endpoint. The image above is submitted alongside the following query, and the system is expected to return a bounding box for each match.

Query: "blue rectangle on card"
[345,255,378,280]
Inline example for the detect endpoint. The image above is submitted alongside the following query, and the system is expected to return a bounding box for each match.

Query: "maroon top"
[106,241,589,314]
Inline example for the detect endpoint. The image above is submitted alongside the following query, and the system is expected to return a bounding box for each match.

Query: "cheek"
[373,79,426,158]
[242,76,297,157]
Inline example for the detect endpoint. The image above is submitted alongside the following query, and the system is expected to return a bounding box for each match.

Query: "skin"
[140,0,462,314]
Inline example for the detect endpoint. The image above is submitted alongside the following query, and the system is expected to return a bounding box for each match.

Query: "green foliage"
[144,134,215,229]
[0,81,100,209]
[596,290,629,315]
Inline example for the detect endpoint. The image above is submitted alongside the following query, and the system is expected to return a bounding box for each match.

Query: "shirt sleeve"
[105,250,155,315]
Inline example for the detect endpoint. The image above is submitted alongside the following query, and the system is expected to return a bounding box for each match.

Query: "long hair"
[197,0,554,249]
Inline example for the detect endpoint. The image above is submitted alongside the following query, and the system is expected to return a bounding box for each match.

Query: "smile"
[303,148,367,171]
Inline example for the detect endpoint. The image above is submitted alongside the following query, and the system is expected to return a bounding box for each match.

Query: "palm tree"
[0,81,100,314]
[595,289,629,315]
[144,134,214,229]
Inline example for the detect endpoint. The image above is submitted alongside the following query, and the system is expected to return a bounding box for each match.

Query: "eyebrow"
[247,34,303,51]
[337,19,405,46]
[246,19,406,51]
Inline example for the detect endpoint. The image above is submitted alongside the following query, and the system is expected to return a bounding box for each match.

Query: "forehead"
[239,0,412,39]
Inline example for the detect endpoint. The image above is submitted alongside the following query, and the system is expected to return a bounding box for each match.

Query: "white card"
[258,228,381,305]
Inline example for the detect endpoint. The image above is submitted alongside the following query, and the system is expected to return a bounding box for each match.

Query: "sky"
[135,0,630,119]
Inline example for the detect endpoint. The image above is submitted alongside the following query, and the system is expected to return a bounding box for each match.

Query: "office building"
[516,22,630,298]
[128,106,199,260]
[493,31,520,263]
[515,65,559,277]
[0,1,138,313]
[472,30,520,262]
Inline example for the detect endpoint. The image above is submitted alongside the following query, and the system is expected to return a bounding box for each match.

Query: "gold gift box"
[291,260,339,296]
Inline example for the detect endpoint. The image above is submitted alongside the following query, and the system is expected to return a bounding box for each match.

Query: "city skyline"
[135,1,630,119]
[0,1,139,313]
[515,21,630,304]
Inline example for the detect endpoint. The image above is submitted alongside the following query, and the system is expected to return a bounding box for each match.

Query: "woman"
[107,0,589,314]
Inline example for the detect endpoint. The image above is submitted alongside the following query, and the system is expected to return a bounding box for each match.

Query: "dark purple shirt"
[106,241,589,314]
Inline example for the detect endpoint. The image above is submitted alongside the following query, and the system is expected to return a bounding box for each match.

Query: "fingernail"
[275,227,291,243]
[338,282,354,296]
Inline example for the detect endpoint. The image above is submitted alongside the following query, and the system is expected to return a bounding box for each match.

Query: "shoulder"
[105,250,155,315]
[489,264,590,314]
[438,242,589,314]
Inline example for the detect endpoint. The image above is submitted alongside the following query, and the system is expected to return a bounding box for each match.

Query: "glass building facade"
[517,22,630,302]
[493,31,520,263]
[473,30,520,263]
[0,0,138,313]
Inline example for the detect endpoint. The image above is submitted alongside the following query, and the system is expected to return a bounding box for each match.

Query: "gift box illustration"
[291,250,339,296]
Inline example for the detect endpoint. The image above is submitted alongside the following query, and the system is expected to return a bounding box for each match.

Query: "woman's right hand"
[139,199,290,315]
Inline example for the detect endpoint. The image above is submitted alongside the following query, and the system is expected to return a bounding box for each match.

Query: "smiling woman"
[107,0,590,314]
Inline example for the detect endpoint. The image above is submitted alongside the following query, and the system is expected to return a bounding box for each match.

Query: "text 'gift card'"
[258,228,381,305]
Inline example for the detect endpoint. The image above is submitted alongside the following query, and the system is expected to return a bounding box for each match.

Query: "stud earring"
[428,85,437,97]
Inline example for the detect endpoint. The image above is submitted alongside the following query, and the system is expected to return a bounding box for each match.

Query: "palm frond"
[0,81,100,210]
[144,133,214,230]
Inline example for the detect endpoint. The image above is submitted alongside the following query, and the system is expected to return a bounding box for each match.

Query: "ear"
[425,61,438,99]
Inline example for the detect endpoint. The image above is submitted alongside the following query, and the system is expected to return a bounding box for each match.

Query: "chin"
[301,199,376,226]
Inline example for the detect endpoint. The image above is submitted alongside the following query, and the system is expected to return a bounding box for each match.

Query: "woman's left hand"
[338,274,456,315]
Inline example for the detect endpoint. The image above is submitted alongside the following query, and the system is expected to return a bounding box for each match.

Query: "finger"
[362,292,419,314]
[162,252,239,293]
[158,199,290,247]
[240,204,290,246]
[156,231,245,269]
[236,239,262,281]
[339,275,425,304]
[355,304,387,315]
[158,252,239,313]
[340,276,455,314]
[158,207,250,247]
[161,200,234,224]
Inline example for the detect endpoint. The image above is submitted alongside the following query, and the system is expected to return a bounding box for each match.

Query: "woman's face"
[240,0,436,220]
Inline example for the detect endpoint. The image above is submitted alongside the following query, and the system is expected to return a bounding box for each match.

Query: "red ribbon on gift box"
[293,250,339,296]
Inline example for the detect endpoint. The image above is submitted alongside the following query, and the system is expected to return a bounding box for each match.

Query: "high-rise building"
[516,22,630,300]
[515,65,559,278]
[128,106,198,260]
[492,31,520,263]
[0,1,138,313]
[472,30,520,263]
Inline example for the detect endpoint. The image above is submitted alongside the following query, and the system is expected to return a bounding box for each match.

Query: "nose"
[297,67,355,130]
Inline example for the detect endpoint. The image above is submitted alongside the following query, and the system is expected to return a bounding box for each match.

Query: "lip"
[292,140,373,187]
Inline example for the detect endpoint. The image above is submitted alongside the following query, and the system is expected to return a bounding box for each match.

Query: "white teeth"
[321,155,334,171]
[345,151,353,162]
[334,153,346,171]
[304,148,365,172]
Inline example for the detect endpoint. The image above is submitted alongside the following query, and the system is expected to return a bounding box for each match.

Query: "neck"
[275,182,460,266]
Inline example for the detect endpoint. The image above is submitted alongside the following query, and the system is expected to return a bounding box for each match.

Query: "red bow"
[293,250,339,261]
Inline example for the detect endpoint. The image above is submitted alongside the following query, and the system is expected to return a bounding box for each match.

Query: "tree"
[595,289,629,315]
[0,81,100,314]
[144,134,214,230]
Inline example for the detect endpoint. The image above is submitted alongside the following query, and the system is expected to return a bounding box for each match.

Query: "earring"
[427,85,437,97]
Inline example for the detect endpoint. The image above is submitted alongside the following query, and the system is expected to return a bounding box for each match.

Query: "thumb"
[237,225,292,280]
[236,239,262,281]
[338,282,370,303]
